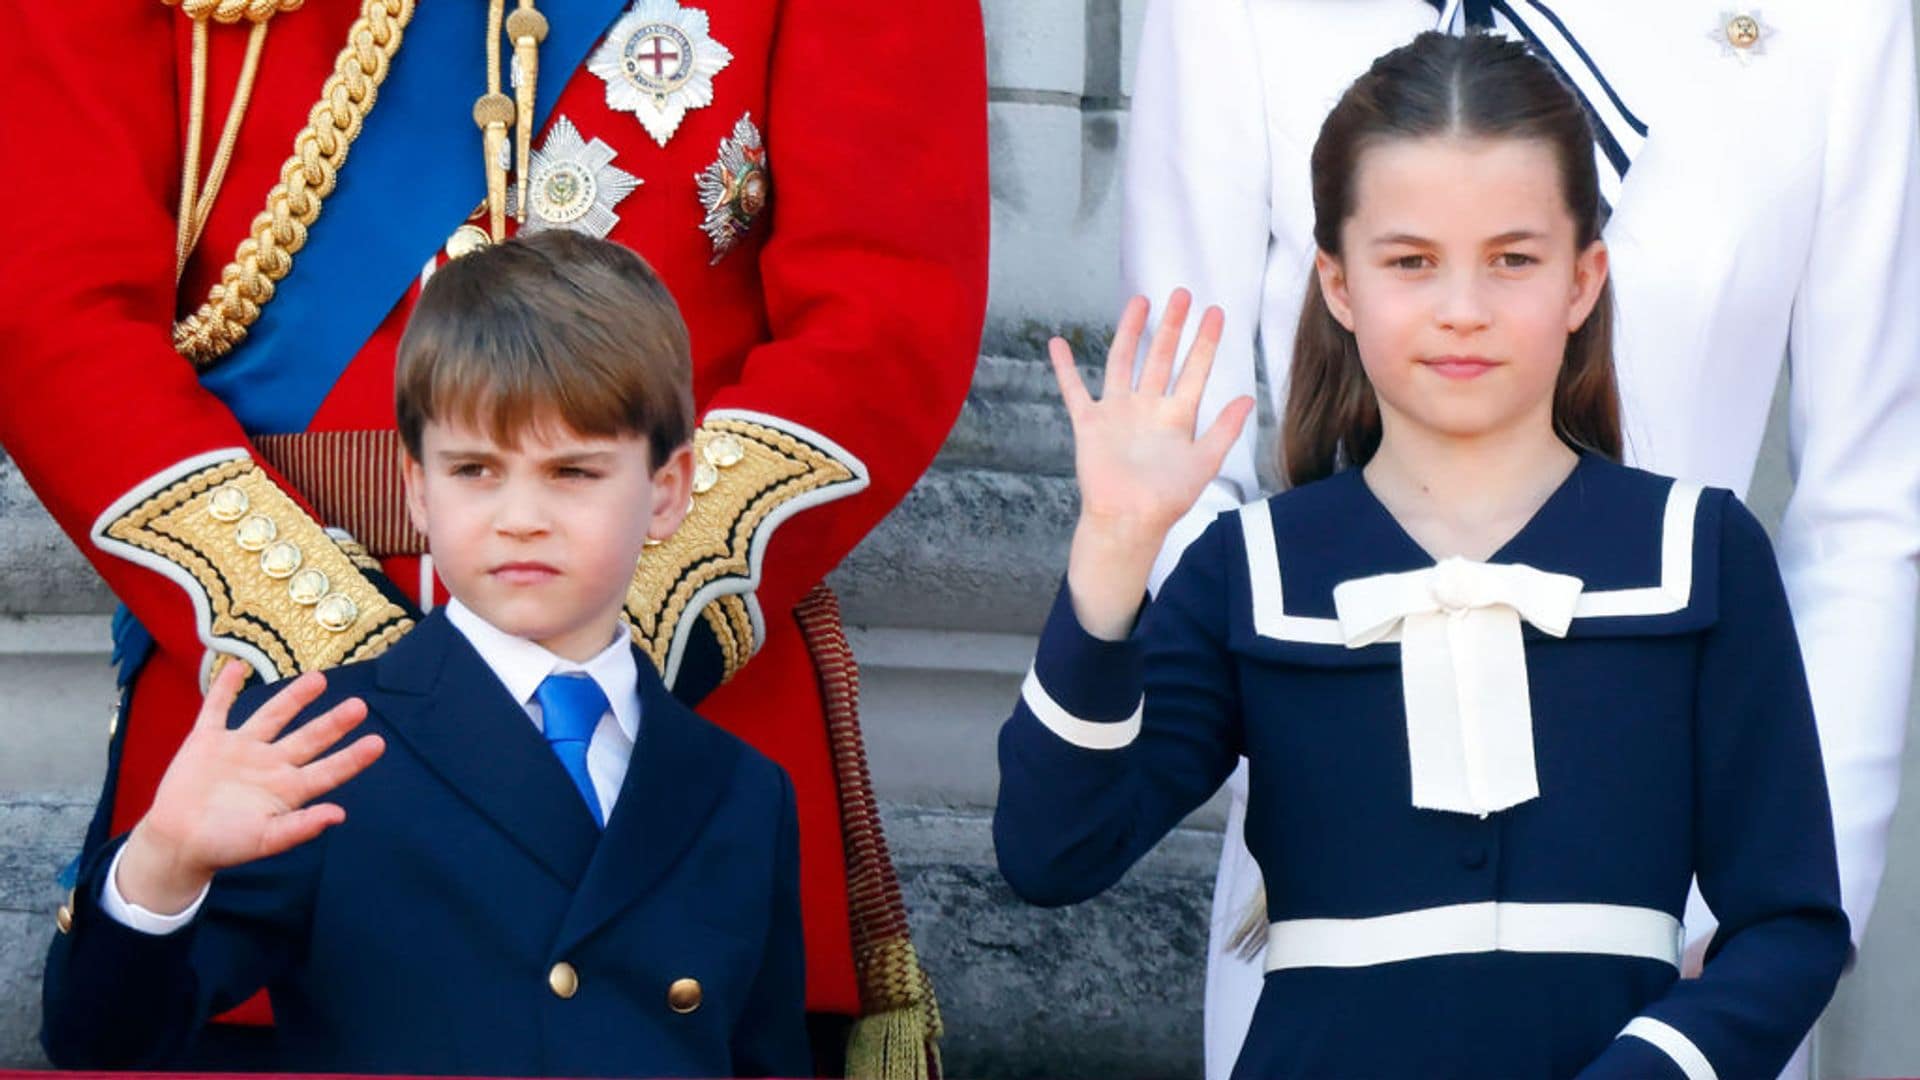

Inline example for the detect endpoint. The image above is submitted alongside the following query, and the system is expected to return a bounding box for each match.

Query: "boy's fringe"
[795,586,943,1079]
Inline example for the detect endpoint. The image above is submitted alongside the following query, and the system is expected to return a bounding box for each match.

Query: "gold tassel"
[844,938,943,1080]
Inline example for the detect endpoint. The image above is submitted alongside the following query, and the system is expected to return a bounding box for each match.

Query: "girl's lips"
[1420,356,1500,379]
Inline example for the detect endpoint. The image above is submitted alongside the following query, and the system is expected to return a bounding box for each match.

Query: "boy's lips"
[1420,355,1500,379]
[489,561,561,584]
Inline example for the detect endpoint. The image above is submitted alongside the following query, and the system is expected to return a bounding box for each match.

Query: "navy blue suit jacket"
[42,609,808,1077]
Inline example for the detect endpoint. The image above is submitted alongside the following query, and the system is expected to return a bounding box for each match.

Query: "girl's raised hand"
[1051,290,1255,639]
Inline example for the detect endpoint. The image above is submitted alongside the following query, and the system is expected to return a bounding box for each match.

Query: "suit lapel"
[554,652,740,954]
[372,611,600,887]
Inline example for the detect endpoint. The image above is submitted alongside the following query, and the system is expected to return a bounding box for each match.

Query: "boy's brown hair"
[396,230,694,468]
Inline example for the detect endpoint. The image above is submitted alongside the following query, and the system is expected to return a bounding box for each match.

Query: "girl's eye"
[1496,252,1539,269]
[1391,254,1431,271]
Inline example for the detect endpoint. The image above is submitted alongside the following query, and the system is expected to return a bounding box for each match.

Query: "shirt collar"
[443,598,640,742]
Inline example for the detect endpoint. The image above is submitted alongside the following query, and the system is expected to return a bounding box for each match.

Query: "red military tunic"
[0,0,986,1036]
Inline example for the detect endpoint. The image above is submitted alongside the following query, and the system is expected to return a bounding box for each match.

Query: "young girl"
[994,32,1847,1078]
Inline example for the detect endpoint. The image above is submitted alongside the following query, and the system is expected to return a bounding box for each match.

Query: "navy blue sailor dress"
[994,455,1849,1079]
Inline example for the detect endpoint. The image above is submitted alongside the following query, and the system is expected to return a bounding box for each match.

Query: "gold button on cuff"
[234,514,279,551]
[260,541,304,580]
[1725,14,1760,47]
[314,593,361,633]
[206,484,251,522]
[667,977,702,1014]
[288,568,331,606]
[549,961,579,999]
[56,889,75,935]
[703,434,745,469]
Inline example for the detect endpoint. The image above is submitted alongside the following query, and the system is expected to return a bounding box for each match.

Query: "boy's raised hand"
[1051,290,1254,640]
[116,662,384,917]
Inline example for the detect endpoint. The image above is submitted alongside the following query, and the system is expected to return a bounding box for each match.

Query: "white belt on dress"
[1263,901,1682,973]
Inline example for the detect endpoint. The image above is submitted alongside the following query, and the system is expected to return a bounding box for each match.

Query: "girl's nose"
[1434,270,1493,334]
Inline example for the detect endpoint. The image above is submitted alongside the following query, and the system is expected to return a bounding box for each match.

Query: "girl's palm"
[1051,290,1254,535]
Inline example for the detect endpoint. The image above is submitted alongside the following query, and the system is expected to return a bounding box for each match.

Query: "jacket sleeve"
[1771,0,1920,943]
[644,0,988,702]
[1580,496,1850,1079]
[0,8,415,692]
[729,766,810,1077]
[1121,0,1275,591]
[994,518,1243,906]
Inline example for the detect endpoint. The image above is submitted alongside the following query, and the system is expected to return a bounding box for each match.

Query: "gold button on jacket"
[548,961,578,999]
[667,977,702,1013]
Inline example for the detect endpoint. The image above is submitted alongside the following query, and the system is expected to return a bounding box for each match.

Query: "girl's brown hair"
[1280,31,1622,487]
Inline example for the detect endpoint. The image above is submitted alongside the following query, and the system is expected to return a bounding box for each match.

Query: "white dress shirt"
[103,600,642,934]
[1121,3,1920,1077]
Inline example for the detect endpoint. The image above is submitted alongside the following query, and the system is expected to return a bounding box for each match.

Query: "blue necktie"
[534,674,608,828]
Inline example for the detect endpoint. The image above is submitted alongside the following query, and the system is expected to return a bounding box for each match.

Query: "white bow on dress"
[1333,557,1584,816]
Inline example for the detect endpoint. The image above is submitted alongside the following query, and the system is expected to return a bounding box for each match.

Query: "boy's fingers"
[1103,296,1150,399]
[193,660,250,734]
[1138,288,1193,398]
[294,734,386,805]
[258,804,348,859]
[1048,338,1094,417]
[275,697,370,766]
[239,671,329,743]
[1172,306,1227,402]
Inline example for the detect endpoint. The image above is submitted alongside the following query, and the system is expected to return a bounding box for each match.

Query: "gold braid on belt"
[170,0,415,369]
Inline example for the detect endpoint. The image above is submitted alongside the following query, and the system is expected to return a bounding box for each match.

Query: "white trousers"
[1201,759,1814,1080]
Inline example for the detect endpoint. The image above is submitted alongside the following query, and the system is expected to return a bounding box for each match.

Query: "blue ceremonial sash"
[200,0,633,434]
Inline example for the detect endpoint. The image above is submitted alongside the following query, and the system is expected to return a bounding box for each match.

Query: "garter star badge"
[696,113,769,263]
[588,0,734,148]
[522,116,642,239]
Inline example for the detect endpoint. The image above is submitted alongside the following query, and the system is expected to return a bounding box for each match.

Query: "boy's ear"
[646,442,698,542]
[401,450,430,538]
[1315,249,1357,332]
[1568,238,1610,332]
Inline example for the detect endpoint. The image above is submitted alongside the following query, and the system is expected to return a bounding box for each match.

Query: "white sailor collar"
[1216,455,1725,668]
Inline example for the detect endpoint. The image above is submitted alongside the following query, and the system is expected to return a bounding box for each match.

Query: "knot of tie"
[535,674,609,827]
[1334,558,1583,816]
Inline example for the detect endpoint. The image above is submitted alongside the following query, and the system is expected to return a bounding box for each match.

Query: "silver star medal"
[1708,10,1774,64]
[522,116,642,239]
[588,0,734,148]
[696,113,769,263]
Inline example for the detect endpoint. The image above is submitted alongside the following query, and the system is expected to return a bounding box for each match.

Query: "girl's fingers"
[193,659,250,735]
[1103,296,1151,399]
[1137,288,1193,398]
[1171,306,1227,403]
[293,734,386,806]
[238,670,329,744]
[274,696,370,766]
[1195,396,1257,474]
[1048,337,1094,417]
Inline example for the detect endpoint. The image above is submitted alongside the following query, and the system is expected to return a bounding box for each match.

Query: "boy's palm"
[1051,290,1255,536]
[128,664,383,907]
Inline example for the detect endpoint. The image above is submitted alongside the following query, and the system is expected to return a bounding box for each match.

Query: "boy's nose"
[491,495,552,537]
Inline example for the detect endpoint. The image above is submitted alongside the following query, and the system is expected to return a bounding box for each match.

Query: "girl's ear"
[1314,249,1357,332]
[1568,238,1610,332]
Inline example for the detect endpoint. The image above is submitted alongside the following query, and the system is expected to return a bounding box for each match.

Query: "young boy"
[40,231,809,1077]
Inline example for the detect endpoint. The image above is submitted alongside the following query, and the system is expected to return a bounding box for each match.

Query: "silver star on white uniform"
[521,116,642,239]
[588,0,734,148]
